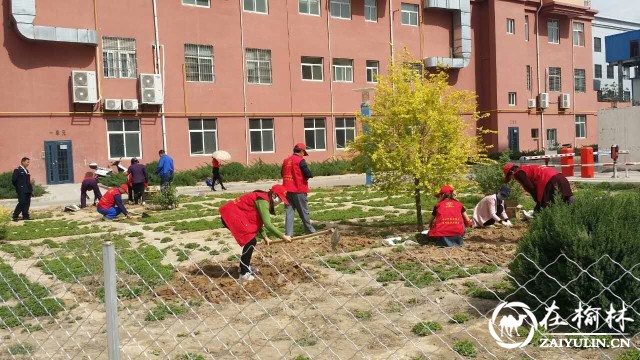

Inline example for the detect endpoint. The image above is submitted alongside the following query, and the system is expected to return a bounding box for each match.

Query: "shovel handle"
[267,229,333,245]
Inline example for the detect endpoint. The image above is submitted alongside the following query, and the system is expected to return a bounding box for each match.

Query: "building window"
[185,44,214,82]
[335,117,355,149]
[548,67,561,92]
[182,0,210,6]
[607,64,614,79]
[246,49,272,85]
[524,15,529,41]
[299,0,320,15]
[548,19,559,44]
[624,91,631,102]
[102,37,137,79]
[574,69,586,92]
[331,0,351,19]
[575,115,586,138]
[304,118,326,151]
[531,128,539,139]
[301,57,323,81]
[401,3,419,26]
[506,18,515,34]
[366,60,379,83]
[573,22,584,46]
[526,65,531,91]
[107,119,141,159]
[631,40,639,58]
[244,0,268,13]
[365,0,377,22]
[508,92,517,106]
[623,67,630,79]
[333,58,353,82]
[189,119,218,155]
[249,118,274,153]
[594,64,602,79]
[594,37,602,52]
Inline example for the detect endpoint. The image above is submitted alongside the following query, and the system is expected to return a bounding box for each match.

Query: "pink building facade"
[0,0,598,184]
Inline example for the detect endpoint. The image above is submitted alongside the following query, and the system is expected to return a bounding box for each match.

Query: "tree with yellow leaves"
[349,53,490,231]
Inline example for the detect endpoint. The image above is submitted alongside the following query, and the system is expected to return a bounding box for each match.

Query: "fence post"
[103,242,121,360]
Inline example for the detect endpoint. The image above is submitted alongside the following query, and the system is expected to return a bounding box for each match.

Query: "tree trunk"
[414,177,424,232]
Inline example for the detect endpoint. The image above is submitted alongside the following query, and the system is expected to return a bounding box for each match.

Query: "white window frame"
[184,44,215,82]
[548,19,559,44]
[508,92,517,106]
[301,57,324,81]
[575,115,586,139]
[548,67,561,92]
[401,3,419,26]
[106,119,142,160]
[102,37,137,79]
[188,118,218,156]
[594,37,602,52]
[249,118,275,153]
[366,60,379,83]
[574,69,586,92]
[525,15,529,41]
[299,0,320,16]
[573,22,584,47]
[246,48,273,85]
[181,0,210,7]
[331,0,351,19]
[244,0,268,14]
[304,118,327,151]
[507,18,515,34]
[333,58,353,82]
[365,0,377,22]
[335,117,356,150]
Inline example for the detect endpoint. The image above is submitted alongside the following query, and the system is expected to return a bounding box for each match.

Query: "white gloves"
[502,220,513,227]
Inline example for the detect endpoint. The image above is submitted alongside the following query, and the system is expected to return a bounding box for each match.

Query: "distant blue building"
[605,29,640,104]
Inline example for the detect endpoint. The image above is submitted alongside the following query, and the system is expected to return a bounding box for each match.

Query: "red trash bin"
[561,147,574,177]
[580,147,595,178]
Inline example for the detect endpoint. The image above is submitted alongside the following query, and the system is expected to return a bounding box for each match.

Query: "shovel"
[268,228,342,251]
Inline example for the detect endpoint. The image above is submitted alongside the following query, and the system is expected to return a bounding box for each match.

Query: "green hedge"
[0,172,46,199]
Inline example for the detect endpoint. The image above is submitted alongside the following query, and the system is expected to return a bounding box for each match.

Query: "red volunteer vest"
[430,199,465,237]
[517,165,559,203]
[219,192,271,246]
[282,154,309,193]
[98,188,120,210]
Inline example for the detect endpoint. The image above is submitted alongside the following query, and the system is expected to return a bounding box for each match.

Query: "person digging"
[503,163,575,213]
[219,184,292,281]
[96,184,132,221]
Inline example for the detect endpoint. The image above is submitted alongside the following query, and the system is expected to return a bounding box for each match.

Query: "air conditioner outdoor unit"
[72,71,98,104]
[104,99,121,111]
[559,93,571,109]
[122,99,139,111]
[527,99,537,109]
[538,93,549,109]
[139,73,164,105]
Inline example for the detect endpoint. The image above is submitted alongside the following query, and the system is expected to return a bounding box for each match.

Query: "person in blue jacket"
[155,150,174,192]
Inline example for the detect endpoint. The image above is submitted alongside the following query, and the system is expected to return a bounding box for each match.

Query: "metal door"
[546,129,558,150]
[507,127,520,153]
[44,141,74,184]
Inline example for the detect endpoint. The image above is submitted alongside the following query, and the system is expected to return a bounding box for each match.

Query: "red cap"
[437,185,454,197]
[503,163,516,182]
[119,184,129,193]
[294,143,309,156]
[270,184,290,205]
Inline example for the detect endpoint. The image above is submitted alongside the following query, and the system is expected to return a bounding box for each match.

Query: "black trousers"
[239,238,257,275]
[540,174,574,209]
[13,192,31,220]
[212,168,225,189]
[132,182,146,204]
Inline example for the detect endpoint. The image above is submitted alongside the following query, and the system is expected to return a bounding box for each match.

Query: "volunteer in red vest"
[503,163,575,212]
[97,184,131,220]
[211,156,227,191]
[427,185,472,247]
[281,143,316,236]
[80,172,102,208]
[219,185,292,281]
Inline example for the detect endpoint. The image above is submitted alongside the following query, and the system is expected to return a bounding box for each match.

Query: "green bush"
[149,186,179,210]
[411,321,442,336]
[509,193,640,334]
[0,208,9,240]
[472,152,526,203]
[452,340,477,358]
[0,171,46,199]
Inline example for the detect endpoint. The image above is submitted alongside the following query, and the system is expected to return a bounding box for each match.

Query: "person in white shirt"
[473,186,513,228]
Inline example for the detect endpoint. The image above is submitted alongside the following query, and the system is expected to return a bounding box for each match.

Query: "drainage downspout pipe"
[152,0,167,152]
[535,1,544,152]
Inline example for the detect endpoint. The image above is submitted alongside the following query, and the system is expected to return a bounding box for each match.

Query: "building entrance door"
[546,129,558,150]
[44,141,74,184]
[508,127,520,153]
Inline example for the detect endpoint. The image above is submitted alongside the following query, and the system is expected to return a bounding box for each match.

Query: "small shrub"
[472,152,525,202]
[0,171,45,199]
[150,186,179,209]
[354,310,372,321]
[7,342,33,356]
[160,237,172,243]
[411,321,442,336]
[453,340,477,358]
[0,207,9,240]
[449,313,470,324]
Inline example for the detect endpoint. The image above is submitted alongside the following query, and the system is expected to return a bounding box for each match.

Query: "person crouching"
[97,184,131,220]
[472,186,513,228]
[427,185,472,247]
[219,184,293,281]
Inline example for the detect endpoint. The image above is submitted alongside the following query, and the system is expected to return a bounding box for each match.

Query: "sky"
[591,0,640,23]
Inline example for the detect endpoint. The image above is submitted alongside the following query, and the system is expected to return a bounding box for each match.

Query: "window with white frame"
[548,19,559,44]
[304,118,326,150]
[575,115,586,138]
[548,67,561,92]
[299,0,320,15]
[102,37,137,79]
[573,22,584,46]
[335,117,355,149]
[331,0,351,19]
[185,44,214,82]
[594,37,602,52]
[525,15,529,41]
[365,0,377,22]
[301,57,323,81]
[189,119,218,155]
[366,60,379,83]
[244,0,268,13]
[508,92,517,106]
[249,118,274,152]
[594,64,602,79]
[333,58,353,82]
[107,119,141,158]
[526,65,531,90]
[246,48,272,84]
[507,18,515,34]
[182,0,210,6]
[574,69,586,92]
[401,3,419,26]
